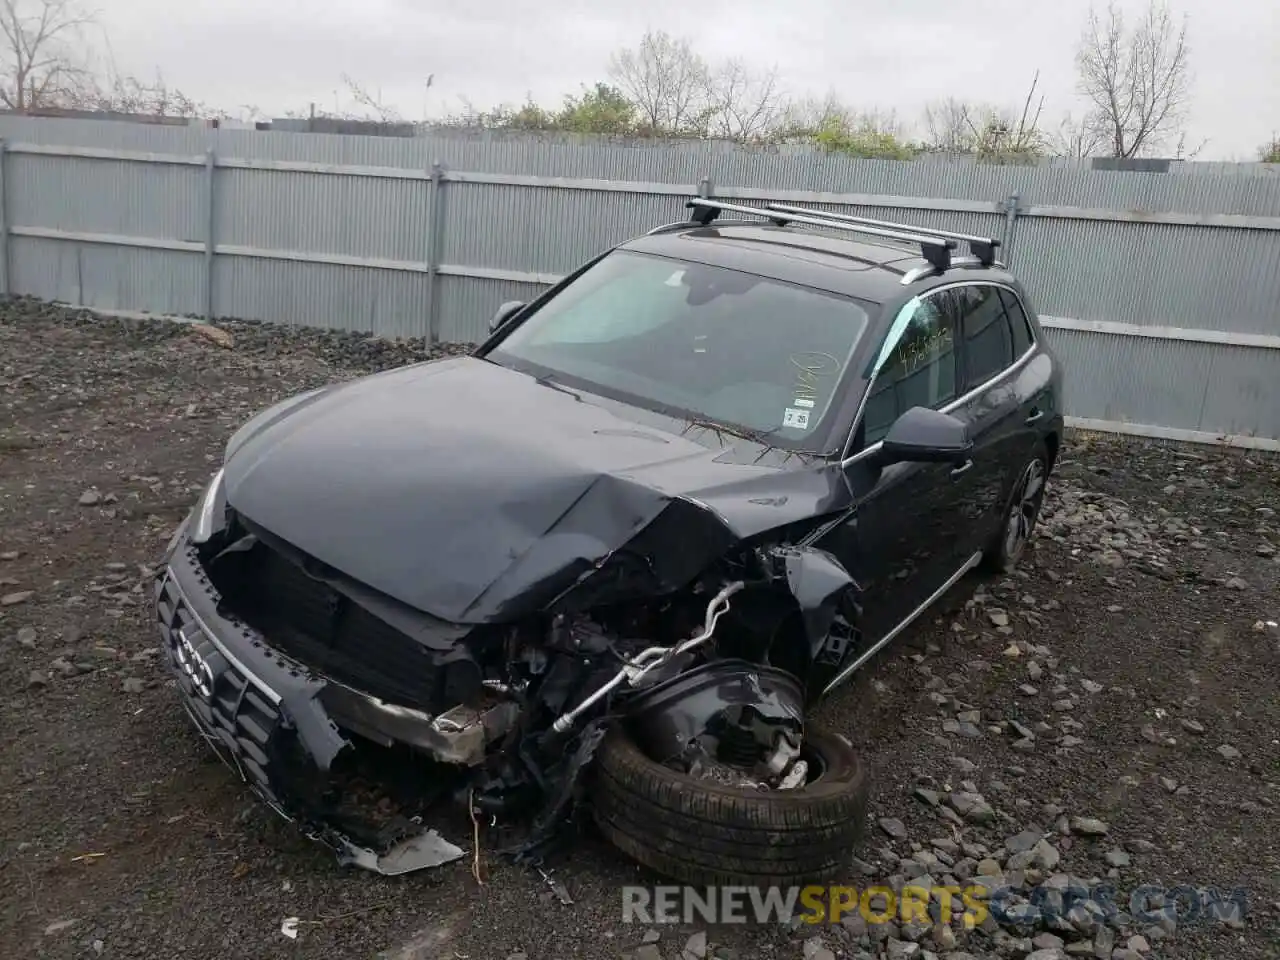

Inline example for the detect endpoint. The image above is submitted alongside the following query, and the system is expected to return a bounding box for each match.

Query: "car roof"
[620,222,1020,306]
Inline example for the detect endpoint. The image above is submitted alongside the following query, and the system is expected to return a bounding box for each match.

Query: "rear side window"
[953,285,1013,390]
[1000,289,1036,358]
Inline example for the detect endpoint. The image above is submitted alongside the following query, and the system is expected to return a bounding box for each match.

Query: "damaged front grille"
[210,543,447,712]
[156,574,289,806]
[157,556,471,873]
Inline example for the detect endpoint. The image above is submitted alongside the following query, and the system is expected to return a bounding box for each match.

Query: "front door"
[819,289,984,648]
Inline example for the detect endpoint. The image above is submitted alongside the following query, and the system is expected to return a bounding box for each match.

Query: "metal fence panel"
[1044,327,1280,441]
[1016,216,1280,336]
[214,257,432,338]
[6,152,204,242]
[215,167,432,263]
[10,235,204,315]
[438,181,689,275]
[0,114,1277,446]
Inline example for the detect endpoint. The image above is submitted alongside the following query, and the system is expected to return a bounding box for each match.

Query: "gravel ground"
[1,299,1278,960]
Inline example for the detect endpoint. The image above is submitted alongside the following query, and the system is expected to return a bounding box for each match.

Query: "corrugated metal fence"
[0,115,1277,448]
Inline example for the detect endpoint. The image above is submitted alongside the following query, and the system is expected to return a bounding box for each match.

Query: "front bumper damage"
[155,526,469,875]
[155,496,863,876]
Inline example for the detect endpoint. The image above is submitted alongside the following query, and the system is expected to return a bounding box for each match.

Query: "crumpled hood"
[222,357,847,623]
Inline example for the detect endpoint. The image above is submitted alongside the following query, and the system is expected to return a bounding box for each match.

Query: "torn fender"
[764,543,858,657]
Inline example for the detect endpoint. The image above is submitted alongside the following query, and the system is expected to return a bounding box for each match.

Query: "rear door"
[945,283,1041,549]
[1000,287,1057,439]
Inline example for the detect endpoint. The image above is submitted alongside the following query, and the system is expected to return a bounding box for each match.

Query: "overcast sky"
[93,0,1278,160]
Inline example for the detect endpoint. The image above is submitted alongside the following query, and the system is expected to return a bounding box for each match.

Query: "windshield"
[484,250,873,448]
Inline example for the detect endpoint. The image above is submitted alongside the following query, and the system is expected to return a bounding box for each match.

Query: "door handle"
[950,459,974,479]
[1024,408,1044,425]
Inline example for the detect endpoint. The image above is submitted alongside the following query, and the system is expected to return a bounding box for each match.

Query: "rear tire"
[591,723,867,886]
[984,439,1050,574]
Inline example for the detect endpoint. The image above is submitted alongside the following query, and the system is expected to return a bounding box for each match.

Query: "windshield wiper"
[532,370,583,401]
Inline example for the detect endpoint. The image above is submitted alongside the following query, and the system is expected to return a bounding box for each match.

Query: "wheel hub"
[1004,458,1046,560]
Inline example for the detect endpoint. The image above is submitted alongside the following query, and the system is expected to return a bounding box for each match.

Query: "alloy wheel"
[1003,458,1046,564]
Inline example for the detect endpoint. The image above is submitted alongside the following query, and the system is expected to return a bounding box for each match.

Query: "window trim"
[840,280,1039,465]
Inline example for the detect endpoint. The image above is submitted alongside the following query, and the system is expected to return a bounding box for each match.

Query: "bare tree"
[774,91,849,139]
[707,58,783,142]
[608,29,710,135]
[0,0,95,112]
[922,74,1046,161]
[85,70,217,117]
[1075,1,1193,158]
[337,73,404,123]
[1004,71,1047,154]
[777,94,906,143]
[1171,129,1207,160]
[1261,135,1280,164]
[1050,111,1108,158]
[847,107,907,141]
[922,98,976,153]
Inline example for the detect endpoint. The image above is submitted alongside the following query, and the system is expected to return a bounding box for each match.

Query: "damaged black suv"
[155,197,1063,884]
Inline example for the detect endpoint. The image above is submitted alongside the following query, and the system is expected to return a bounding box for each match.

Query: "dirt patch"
[1,300,1277,960]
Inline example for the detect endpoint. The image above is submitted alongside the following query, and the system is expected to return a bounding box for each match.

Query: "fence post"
[0,139,8,298]
[424,160,445,344]
[698,175,712,198]
[203,149,216,320]
[1002,192,1020,264]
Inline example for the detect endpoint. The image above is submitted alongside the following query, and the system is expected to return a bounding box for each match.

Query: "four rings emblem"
[173,622,227,700]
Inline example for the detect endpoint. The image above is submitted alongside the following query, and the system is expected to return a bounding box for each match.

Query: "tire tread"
[591,724,867,886]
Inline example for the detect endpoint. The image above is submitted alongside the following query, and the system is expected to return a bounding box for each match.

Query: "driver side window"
[861,293,958,445]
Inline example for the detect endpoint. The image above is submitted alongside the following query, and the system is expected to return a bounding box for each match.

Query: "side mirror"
[489,300,526,333]
[878,406,972,465]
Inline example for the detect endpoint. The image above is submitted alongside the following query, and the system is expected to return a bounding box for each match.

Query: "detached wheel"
[985,439,1050,573]
[591,724,867,886]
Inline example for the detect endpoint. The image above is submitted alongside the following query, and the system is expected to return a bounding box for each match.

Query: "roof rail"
[766,202,1001,267]
[646,216,762,236]
[687,198,958,272]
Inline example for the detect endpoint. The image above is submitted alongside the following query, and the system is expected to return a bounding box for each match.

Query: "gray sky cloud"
[94,0,1278,160]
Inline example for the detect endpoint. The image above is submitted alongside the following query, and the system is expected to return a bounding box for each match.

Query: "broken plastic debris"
[537,866,574,905]
[281,918,300,939]
[335,827,465,875]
